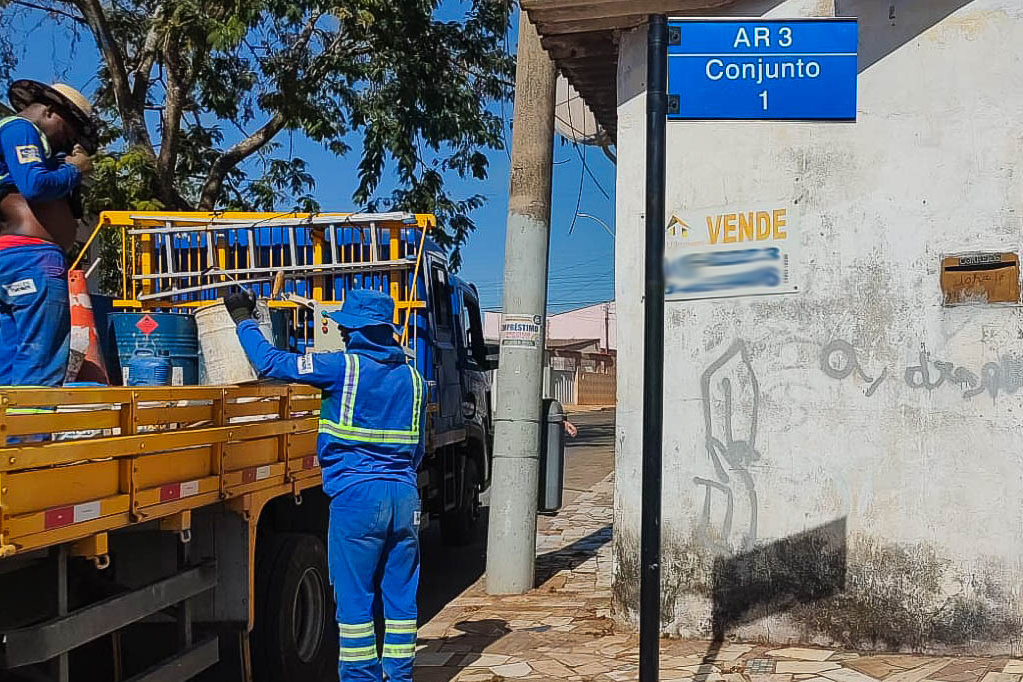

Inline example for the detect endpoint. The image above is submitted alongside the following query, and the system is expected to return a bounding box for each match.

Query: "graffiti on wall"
[820,340,889,397]
[695,340,760,552]
[821,339,1023,401]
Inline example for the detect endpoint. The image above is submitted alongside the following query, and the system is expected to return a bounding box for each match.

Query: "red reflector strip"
[302,456,316,469]
[159,480,201,502]
[44,500,102,529]
[242,465,271,483]
[44,506,73,529]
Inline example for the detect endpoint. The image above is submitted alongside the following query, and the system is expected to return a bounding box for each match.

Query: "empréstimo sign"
[500,314,543,349]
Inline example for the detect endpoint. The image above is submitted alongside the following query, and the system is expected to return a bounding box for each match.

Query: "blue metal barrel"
[110,313,199,386]
[126,350,172,387]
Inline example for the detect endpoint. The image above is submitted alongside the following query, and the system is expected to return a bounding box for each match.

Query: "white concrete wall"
[613,0,1023,653]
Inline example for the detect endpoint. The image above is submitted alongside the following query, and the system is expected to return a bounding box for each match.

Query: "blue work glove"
[224,288,257,325]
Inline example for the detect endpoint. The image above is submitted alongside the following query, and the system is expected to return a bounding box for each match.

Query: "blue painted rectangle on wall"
[667,19,858,120]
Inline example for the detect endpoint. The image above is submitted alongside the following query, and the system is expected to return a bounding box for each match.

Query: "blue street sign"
[667,19,858,120]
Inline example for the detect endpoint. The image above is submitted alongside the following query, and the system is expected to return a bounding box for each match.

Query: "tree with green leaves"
[0,0,514,270]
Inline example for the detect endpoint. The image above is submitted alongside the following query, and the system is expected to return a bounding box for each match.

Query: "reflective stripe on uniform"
[318,421,420,444]
[6,407,56,414]
[1,115,51,189]
[339,644,378,662]
[381,643,416,659]
[409,366,422,432]
[318,354,424,444]
[341,354,359,425]
[339,622,375,639]
[0,116,51,158]
[384,618,418,635]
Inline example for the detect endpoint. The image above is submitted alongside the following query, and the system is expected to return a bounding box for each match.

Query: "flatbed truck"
[0,212,495,682]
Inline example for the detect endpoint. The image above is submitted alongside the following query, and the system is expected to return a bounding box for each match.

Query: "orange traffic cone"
[67,270,110,384]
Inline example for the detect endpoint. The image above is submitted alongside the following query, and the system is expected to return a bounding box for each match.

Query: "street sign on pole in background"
[667,19,858,120]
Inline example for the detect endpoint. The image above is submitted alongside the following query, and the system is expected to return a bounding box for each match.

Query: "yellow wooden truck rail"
[0,384,322,561]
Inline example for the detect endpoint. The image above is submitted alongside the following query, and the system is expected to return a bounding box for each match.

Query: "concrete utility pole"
[486,11,557,595]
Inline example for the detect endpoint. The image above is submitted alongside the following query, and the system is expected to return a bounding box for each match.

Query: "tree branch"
[70,0,154,155]
[9,0,86,25]
[131,5,165,105]
[196,12,325,209]
[198,112,286,209]
[157,30,185,200]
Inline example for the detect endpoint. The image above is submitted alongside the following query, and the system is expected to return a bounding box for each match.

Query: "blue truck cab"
[408,239,494,544]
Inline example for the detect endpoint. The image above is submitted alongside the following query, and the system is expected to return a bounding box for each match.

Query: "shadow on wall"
[836,0,978,71]
[618,0,980,109]
[680,0,978,73]
[706,517,847,656]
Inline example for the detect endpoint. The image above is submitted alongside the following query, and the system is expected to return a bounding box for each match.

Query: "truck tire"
[441,457,482,546]
[253,533,337,682]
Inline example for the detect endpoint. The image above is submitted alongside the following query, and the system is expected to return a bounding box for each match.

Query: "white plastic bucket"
[194,301,274,385]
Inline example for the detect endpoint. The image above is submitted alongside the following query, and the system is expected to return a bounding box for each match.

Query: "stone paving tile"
[769,648,837,662]
[822,667,881,682]
[750,675,793,682]
[885,658,953,682]
[531,657,578,678]
[775,662,843,675]
[576,661,618,676]
[491,661,534,678]
[413,651,455,667]
[878,657,943,671]
[1005,663,1023,675]
[661,674,695,682]
[844,657,903,679]
[456,673,495,682]
[461,653,511,667]
[708,644,755,662]
[932,659,1001,682]
[980,674,1021,682]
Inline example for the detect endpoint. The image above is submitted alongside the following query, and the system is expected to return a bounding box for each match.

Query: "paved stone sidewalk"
[413,474,1021,682]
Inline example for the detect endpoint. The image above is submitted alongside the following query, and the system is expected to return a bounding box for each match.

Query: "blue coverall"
[237,320,426,682]
[0,116,81,387]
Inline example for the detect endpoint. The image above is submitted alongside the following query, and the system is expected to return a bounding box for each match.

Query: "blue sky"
[6,3,615,313]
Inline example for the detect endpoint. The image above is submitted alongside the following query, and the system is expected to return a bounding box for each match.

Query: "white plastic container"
[194,301,274,385]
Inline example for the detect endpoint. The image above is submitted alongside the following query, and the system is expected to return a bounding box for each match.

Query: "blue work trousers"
[329,479,420,682]
[0,243,69,387]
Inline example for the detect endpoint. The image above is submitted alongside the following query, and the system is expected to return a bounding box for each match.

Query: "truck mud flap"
[124,636,219,682]
[0,559,217,669]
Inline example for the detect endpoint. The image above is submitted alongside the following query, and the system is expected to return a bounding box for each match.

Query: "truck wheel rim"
[293,567,326,663]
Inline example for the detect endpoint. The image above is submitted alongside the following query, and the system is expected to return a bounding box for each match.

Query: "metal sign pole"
[640,13,668,682]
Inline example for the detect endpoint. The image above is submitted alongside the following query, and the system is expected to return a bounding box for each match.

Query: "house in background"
[485,302,617,405]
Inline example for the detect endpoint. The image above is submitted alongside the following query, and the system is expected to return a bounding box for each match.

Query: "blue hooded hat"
[327,288,397,332]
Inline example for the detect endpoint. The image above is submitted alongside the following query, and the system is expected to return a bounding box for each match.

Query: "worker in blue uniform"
[0,80,96,387]
[224,287,425,682]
